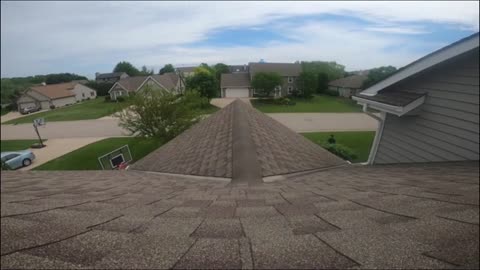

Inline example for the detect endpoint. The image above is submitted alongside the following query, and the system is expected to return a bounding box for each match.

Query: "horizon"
[1,1,479,79]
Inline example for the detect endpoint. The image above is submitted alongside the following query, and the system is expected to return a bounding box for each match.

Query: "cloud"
[1,1,478,77]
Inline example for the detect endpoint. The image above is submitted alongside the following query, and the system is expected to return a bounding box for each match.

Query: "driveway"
[19,137,107,171]
[211,98,253,108]
[1,110,47,124]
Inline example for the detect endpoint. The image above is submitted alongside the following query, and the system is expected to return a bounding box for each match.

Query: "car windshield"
[2,154,19,161]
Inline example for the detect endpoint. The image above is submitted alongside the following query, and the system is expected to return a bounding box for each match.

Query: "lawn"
[1,139,45,152]
[3,98,128,125]
[302,131,375,163]
[200,104,220,114]
[251,95,362,113]
[34,137,164,170]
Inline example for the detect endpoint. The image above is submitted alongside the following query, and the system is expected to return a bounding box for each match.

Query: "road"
[1,113,378,140]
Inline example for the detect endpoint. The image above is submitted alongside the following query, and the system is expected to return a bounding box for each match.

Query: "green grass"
[4,98,128,125]
[252,95,362,113]
[34,137,164,170]
[302,131,375,163]
[1,139,46,152]
[200,104,220,114]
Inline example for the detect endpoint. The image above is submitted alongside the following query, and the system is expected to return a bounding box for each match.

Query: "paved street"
[1,113,377,140]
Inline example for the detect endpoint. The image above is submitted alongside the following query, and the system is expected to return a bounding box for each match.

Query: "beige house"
[69,82,97,101]
[328,74,368,98]
[17,83,76,111]
[108,73,184,100]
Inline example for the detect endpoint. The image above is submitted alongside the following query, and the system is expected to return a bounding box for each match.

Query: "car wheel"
[22,158,32,167]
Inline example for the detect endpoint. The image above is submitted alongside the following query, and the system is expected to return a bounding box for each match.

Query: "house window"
[90,92,95,96]
[288,77,294,83]
[287,86,293,94]
[82,93,85,98]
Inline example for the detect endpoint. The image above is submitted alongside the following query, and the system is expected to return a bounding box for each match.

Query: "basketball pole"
[33,122,44,147]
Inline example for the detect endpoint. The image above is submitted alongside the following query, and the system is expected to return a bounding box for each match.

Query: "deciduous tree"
[159,64,175,75]
[113,61,141,77]
[251,72,283,97]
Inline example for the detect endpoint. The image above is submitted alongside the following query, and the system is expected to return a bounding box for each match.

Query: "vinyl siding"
[72,84,97,101]
[374,49,479,164]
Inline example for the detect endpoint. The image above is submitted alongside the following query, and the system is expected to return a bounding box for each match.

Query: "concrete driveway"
[1,110,47,124]
[268,113,379,132]
[19,137,107,171]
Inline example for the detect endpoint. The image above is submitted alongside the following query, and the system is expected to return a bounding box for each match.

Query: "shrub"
[273,97,295,106]
[325,90,339,97]
[86,97,91,100]
[49,105,55,109]
[104,96,111,102]
[116,96,125,102]
[319,142,357,161]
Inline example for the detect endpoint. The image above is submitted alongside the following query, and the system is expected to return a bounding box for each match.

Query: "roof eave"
[361,34,479,97]
[352,95,426,116]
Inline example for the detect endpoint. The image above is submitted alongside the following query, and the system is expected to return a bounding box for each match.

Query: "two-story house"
[95,72,129,83]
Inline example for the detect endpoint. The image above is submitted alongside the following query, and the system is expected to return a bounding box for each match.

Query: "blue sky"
[1,1,478,79]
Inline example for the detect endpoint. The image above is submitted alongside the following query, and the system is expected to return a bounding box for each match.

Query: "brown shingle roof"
[115,76,149,92]
[131,100,345,179]
[96,72,127,79]
[151,73,179,91]
[328,75,368,89]
[30,83,76,99]
[220,73,251,88]
[249,62,301,77]
[176,66,197,73]
[1,161,478,269]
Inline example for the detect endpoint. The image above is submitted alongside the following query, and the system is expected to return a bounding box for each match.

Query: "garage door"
[225,88,249,98]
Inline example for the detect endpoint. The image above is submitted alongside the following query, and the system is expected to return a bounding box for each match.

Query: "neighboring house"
[95,72,129,83]
[353,32,479,165]
[69,82,97,101]
[228,64,249,73]
[17,83,76,111]
[108,73,183,100]
[249,62,302,97]
[328,74,368,98]
[176,67,197,78]
[220,73,252,98]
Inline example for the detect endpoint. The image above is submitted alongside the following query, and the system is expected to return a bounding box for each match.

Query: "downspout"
[362,103,386,165]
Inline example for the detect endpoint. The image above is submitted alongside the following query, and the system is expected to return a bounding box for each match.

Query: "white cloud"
[1,1,478,77]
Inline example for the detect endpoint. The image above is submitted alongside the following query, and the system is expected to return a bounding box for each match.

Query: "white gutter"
[361,104,386,165]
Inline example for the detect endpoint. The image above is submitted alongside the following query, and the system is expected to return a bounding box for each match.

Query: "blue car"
[1,150,36,170]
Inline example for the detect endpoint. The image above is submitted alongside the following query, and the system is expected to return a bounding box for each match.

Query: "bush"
[319,142,357,161]
[325,90,339,97]
[274,97,296,106]
[49,105,55,110]
[104,96,111,102]
[116,96,125,102]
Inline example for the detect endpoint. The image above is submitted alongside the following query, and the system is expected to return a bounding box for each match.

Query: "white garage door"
[225,88,249,98]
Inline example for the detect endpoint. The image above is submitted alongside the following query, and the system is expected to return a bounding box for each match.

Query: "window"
[90,92,95,96]
[288,77,294,83]
[82,93,85,98]
[287,86,293,93]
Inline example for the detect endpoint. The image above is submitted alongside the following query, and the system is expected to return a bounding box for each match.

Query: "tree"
[113,61,140,77]
[118,87,204,140]
[159,64,175,75]
[185,67,218,99]
[297,71,316,98]
[45,73,87,84]
[84,81,114,96]
[362,66,397,88]
[251,72,283,97]
[317,73,329,94]
[140,65,154,76]
[213,63,230,81]
[301,61,345,81]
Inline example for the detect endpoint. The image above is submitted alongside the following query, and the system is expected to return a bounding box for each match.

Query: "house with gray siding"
[108,73,184,100]
[353,32,479,165]
[95,72,129,83]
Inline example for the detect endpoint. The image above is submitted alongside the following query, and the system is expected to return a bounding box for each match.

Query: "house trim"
[146,76,169,92]
[352,95,426,116]
[361,33,479,96]
[108,82,129,94]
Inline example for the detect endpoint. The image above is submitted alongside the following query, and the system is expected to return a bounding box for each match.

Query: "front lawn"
[200,104,220,114]
[4,98,128,125]
[34,137,163,170]
[252,95,362,113]
[302,131,375,163]
[1,139,45,152]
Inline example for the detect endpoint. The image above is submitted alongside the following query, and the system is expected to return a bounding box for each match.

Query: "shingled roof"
[220,73,251,88]
[30,83,76,99]
[328,74,368,89]
[249,62,301,77]
[1,161,478,269]
[131,100,345,182]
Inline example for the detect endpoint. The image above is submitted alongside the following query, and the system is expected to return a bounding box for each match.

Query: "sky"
[1,1,479,79]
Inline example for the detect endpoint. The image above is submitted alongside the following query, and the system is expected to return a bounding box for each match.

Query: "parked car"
[1,150,36,170]
[20,105,40,115]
